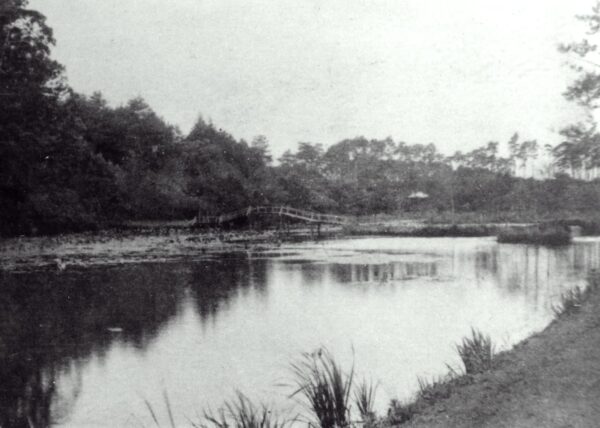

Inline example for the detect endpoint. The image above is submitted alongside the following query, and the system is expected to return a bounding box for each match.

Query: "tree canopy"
[2,1,600,236]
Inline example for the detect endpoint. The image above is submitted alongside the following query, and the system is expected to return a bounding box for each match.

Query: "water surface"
[1,237,598,427]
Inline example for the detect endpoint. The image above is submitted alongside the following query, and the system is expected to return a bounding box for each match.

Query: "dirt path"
[405,285,600,427]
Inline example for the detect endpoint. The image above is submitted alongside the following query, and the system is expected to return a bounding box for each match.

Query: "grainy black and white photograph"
[2,0,600,426]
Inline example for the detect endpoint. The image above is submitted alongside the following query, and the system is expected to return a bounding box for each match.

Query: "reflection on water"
[329,261,438,283]
[1,237,599,426]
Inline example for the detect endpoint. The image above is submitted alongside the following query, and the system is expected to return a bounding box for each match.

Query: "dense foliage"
[3,1,600,236]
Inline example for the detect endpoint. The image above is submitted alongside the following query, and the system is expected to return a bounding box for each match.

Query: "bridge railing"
[196,205,349,225]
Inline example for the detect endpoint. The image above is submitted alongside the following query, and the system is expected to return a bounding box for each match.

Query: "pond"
[1,236,599,427]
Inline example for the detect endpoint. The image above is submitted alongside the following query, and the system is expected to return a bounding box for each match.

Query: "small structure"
[405,191,430,211]
[408,191,429,200]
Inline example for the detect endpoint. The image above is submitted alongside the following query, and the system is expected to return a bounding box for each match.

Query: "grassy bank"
[394,273,600,427]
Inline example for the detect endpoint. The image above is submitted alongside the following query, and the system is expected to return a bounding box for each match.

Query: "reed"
[198,392,288,428]
[552,286,586,317]
[290,348,354,428]
[456,328,494,375]
[354,378,378,422]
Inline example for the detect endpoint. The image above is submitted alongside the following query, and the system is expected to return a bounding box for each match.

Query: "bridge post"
[278,212,283,233]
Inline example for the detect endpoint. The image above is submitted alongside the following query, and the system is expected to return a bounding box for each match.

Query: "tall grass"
[552,286,586,317]
[197,392,289,428]
[354,378,378,422]
[290,349,354,428]
[416,374,454,405]
[553,271,600,317]
[456,328,494,375]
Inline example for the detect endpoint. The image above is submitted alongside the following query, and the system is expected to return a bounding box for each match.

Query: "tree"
[518,140,538,177]
[560,1,600,113]
[0,0,69,233]
[295,142,324,170]
[0,0,66,124]
[557,1,600,179]
[250,135,272,164]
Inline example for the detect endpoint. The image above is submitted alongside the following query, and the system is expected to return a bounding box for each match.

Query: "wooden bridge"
[196,205,350,226]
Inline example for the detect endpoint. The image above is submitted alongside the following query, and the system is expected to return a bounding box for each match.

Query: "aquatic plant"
[354,378,378,422]
[197,392,289,428]
[456,328,494,375]
[290,348,354,428]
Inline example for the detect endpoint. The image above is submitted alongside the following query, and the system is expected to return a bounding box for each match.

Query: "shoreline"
[394,273,600,427]
[0,227,591,272]
[0,228,347,272]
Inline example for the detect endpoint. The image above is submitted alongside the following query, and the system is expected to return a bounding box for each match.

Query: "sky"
[30,0,595,158]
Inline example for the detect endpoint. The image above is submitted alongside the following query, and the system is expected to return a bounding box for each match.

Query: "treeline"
[276,136,600,217]
[3,1,600,236]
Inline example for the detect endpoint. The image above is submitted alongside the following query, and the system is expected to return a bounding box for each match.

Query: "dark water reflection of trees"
[0,260,267,427]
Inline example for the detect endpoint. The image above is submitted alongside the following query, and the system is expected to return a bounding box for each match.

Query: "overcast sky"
[31,0,594,157]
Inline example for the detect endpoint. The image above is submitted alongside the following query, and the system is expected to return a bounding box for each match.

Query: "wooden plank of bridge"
[195,205,349,227]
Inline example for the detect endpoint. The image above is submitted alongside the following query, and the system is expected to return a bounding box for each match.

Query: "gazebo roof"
[408,191,429,199]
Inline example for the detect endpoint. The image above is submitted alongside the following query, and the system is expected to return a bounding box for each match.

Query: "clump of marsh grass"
[354,378,378,423]
[416,373,455,405]
[290,348,354,428]
[196,392,289,428]
[552,286,587,317]
[456,328,494,375]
